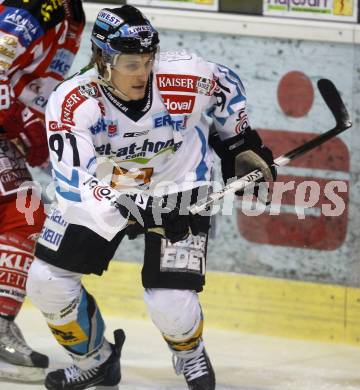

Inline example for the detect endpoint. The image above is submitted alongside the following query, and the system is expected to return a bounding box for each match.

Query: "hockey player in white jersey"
[26,5,276,390]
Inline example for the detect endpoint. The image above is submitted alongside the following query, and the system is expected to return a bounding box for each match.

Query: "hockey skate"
[45,329,126,390]
[0,316,49,382]
[173,345,216,390]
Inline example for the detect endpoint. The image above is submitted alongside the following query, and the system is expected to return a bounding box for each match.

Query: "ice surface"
[1,308,360,389]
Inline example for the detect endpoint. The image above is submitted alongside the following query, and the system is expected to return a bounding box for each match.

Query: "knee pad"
[144,288,202,341]
[27,258,82,320]
[27,259,107,361]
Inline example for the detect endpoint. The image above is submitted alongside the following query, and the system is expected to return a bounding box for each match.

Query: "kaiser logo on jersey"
[157,74,216,96]
[61,89,86,125]
[157,74,197,92]
[162,94,195,114]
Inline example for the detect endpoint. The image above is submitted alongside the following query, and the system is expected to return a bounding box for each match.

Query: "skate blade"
[0,359,45,382]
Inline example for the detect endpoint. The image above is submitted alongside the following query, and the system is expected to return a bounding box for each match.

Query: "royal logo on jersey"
[162,94,195,115]
[157,74,216,96]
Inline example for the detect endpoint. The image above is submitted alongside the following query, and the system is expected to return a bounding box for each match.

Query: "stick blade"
[317,79,351,128]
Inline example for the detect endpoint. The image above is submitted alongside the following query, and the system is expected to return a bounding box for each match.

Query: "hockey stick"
[189,78,352,215]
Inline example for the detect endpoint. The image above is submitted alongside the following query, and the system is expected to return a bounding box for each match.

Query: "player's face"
[111,53,154,101]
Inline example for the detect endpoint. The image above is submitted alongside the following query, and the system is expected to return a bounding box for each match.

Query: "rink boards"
[42,261,360,346]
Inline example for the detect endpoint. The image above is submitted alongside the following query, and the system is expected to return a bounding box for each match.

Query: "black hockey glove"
[161,198,200,243]
[118,194,199,243]
[209,127,276,203]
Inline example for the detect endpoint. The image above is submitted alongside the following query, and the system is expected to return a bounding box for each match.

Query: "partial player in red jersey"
[0,0,84,381]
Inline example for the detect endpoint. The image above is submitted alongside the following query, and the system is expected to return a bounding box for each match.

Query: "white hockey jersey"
[46,51,250,240]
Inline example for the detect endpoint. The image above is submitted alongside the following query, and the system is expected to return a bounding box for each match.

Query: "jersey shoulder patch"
[50,70,102,127]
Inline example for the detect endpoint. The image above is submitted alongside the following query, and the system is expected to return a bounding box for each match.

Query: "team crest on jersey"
[78,83,100,98]
[108,121,118,137]
[196,77,217,95]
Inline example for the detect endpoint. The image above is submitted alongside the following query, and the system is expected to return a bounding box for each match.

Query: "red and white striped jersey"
[0,0,84,118]
[0,0,85,196]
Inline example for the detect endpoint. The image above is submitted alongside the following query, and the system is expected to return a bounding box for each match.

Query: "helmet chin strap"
[92,63,132,101]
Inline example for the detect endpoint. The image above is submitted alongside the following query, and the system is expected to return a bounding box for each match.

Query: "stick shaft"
[189,121,352,215]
